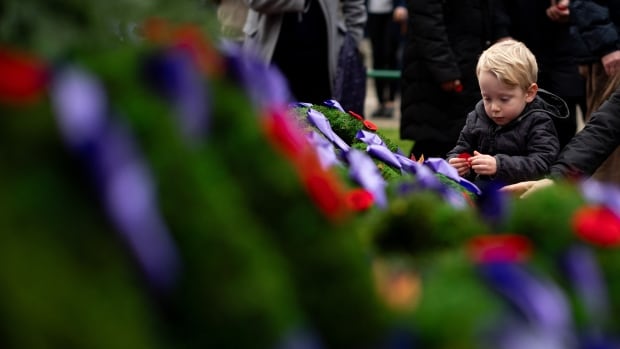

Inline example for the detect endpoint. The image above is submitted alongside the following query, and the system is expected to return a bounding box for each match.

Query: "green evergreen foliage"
[2,1,620,348]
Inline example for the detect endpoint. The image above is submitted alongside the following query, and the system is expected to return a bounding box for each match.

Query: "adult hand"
[440,79,462,92]
[602,50,620,77]
[500,178,555,198]
[448,157,471,177]
[393,6,408,22]
[546,0,570,23]
[469,151,497,176]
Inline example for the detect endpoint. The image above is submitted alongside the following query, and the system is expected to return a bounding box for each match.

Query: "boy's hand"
[448,157,471,177]
[469,151,497,176]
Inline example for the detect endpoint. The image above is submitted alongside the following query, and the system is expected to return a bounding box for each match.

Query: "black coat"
[493,0,584,99]
[570,0,620,64]
[551,87,620,177]
[447,90,565,184]
[400,0,494,148]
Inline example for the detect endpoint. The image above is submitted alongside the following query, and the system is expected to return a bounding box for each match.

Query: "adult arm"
[342,0,367,44]
[550,89,620,177]
[408,0,460,84]
[570,0,620,59]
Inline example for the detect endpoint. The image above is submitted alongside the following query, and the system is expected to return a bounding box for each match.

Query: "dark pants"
[367,12,401,104]
[272,0,331,105]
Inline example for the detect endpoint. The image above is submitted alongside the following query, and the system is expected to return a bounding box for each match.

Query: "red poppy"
[142,17,172,44]
[573,205,620,247]
[142,18,224,76]
[172,24,224,76]
[348,110,364,121]
[303,169,347,220]
[363,120,378,131]
[556,3,568,10]
[458,152,472,167]
[457,152,472,160]
[262,107,308,160]
[454,83,463,93]
[467,234,532,264]
[345,188,374,211]
[0,48,48,105]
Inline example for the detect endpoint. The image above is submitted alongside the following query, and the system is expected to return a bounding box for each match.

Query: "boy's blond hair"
[476,39,538,91]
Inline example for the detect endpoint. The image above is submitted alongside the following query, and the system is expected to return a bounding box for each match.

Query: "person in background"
[492,0,585,151]
[502,85,620,197]
[215,0,249,44]
[446,40,562,185]
[366,0,408,118]
[399,0,495,160]
[569,0,620,185]
[243,0,367,106]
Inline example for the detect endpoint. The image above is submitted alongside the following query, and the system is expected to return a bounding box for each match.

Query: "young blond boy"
[446,39,564,185]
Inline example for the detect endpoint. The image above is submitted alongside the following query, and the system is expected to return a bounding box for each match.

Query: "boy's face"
[478,71,537,126]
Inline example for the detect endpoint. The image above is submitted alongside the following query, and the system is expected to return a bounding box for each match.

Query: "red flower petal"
[363,120,378,131]
[454,83,463,93]
[303,169,347,219]
[457,152,472,160]
[573,205,620,247]
[262,107,308,160]
[467,234,532,264]
[172,24,224,76]
[0,48,48,104]
[348,110,364,121]
[345,188,374,211]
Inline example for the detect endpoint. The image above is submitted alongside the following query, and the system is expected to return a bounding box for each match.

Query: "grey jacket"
[243,0,367,95]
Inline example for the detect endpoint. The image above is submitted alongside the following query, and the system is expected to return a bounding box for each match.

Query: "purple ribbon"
[290,102,313,108]
[367,144,402,170]
[424,157,461,181]
[580,179,620,217]
[424,157,481,195]
[220,41,292,109]
[323,99,345,112]
[51,66,181,292]
[356,130,387,147]
[346,149,387,208]
[307,108,350,151]
[560,245,610,329]
[142,48,210,142]
[479,262,572,332]
[306,131,342,169]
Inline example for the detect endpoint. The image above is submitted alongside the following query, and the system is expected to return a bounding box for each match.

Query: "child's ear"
[525,83,538,102]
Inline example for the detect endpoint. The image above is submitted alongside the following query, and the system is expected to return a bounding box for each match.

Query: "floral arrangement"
[2,2,620,349]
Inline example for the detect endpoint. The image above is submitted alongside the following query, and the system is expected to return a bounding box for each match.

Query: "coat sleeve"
[342,0,367,44]
[570,0,620,58]
[244,0,305,13]
[494,115,560,184]
[408,0,460,83]
[550,89,620,178]
[446,111,477,160]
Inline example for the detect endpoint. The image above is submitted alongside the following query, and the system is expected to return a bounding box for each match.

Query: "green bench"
[366,69,401,79]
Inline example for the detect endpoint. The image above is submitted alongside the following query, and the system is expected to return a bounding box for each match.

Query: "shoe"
[373,106,394,118]
[371,107,386,117]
